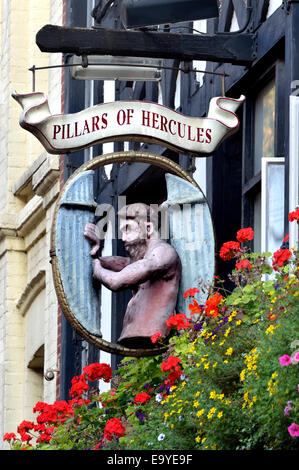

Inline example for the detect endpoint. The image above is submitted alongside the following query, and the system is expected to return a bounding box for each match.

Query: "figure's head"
[118,203,159,261]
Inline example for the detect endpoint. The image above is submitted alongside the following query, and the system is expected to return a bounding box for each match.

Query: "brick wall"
[0,0,63,448]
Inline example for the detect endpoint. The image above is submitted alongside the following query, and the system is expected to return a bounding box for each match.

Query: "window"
[254,79,276,174]
[243,65,285,254]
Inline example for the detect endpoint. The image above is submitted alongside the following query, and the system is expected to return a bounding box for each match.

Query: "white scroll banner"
[12,91,245,156]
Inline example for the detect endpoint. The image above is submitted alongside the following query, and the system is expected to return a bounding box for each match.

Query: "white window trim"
[261,157,285,253]
[289,96,299,250]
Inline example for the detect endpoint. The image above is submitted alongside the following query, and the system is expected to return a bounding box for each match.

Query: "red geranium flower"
[34,400,74,426]
[17,420,34,434]
[83,363,112,383]
[204,292,223,318]
[166,369,182,385]
[166,313,190,330]
[219,241,241,261]
[161,356,182,373]
[235,259,252,271]
[69,375,89,397]
[184,287,200,298]
[272,248,292,271]
[161,356,182,385]
[188,299,202,315]
[3,433,16,442]
[134,392,151,405]
[236,227,254,243]
[20,432,33,443]
[288,208,299,222]
[94,440,104,450]
[151,332,162,344]
[103,418,125,441]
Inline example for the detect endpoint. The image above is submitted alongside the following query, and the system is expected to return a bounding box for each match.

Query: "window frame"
[242,60,286,252]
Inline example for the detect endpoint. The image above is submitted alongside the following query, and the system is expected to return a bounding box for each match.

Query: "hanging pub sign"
[12,89,245,357]
[50,151,216,357]
[12,91,245,156]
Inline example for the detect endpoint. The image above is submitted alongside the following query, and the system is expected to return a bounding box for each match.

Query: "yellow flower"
[195,391,200,397]
[217,411,223,419]
[224,327,231,337]
[209,390,217,399]
[195,436,201,443]
[207,407,216,419]
[225,347,233,356]
[203,362,210,369]
[228,311,237,322]
[196,409,204,418]
[265,324,280,336]
[236,319,242,326]
[193,400,199,408]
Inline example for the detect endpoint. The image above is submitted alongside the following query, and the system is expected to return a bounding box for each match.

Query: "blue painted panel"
[162,174,215,316]
[55,171,101,336]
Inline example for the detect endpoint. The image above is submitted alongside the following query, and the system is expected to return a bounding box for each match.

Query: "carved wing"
[161,173,215,316]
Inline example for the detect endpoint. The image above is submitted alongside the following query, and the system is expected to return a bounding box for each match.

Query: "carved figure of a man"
[84,203,181,348]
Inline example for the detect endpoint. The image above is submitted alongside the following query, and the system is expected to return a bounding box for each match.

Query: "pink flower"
[292,352,299,363]
[288,423,299,437]
[279,355,292,366]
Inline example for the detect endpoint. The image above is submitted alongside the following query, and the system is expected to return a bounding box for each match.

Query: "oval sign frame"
[51,151,215,357]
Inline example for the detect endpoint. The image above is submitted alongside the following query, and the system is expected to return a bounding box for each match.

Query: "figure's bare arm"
[99,256,130,272]
[93,244,177,291]
[84,223,130,271]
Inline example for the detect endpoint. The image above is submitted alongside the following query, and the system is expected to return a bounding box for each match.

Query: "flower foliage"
[3,218,299,451]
